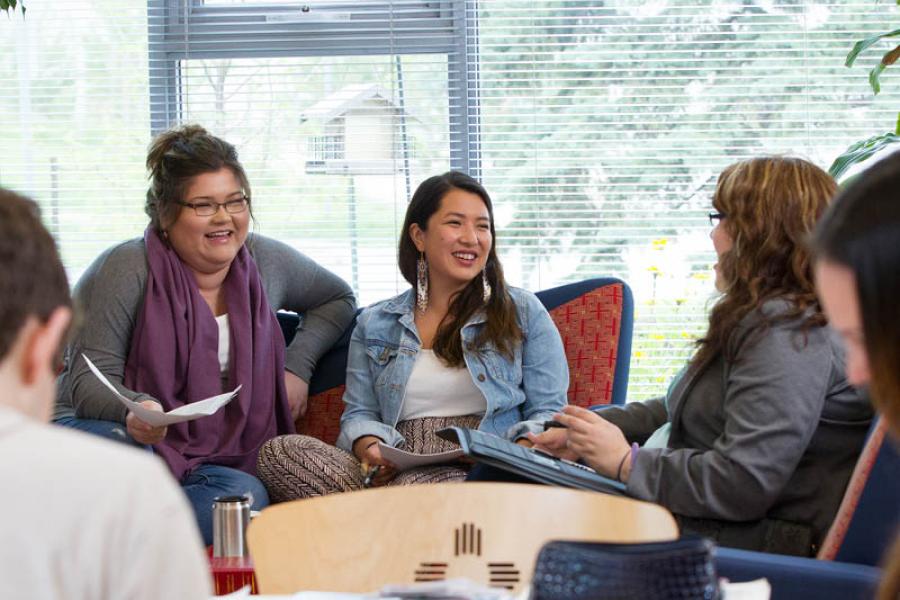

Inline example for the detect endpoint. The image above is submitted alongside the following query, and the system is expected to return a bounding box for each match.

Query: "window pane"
[471,0,899,399]
[179,55,451,303]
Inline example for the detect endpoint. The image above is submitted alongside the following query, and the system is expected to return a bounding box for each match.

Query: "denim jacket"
[336,286,569,452]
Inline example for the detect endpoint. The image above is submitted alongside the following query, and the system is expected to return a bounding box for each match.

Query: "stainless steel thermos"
[212,494,251,557]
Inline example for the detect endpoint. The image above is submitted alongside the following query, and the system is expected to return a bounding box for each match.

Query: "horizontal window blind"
[470,0,900,398]
[1,0,898,400]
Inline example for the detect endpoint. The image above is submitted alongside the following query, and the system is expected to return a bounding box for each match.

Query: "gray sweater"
[600,301,873,555]
[54,234,357,423]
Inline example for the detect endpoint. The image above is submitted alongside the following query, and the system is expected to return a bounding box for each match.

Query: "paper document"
[82,354,239,427]
[378,442,464,470]
[720,578,771,600]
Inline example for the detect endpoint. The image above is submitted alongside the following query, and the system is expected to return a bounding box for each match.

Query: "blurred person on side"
[531,157,872,556]
[0,187,211,599]
[813,150,900,600]
[52,125,357,544]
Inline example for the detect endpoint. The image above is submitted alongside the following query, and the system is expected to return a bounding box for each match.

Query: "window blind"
[1,0,897,399]
[469,0,900,398]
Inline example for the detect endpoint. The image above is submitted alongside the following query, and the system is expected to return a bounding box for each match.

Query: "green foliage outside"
[1,0,24,16]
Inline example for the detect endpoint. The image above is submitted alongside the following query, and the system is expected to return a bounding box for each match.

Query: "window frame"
[147,0,481,174]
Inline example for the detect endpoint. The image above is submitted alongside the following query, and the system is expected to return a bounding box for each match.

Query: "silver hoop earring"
[482,267,492,303]
[416,253,429,313]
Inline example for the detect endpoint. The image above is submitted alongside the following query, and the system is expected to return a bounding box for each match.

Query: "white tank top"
[398,349,487,422]
[215,313,230,374]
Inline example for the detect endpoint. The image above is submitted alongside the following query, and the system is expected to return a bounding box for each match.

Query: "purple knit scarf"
[125,228,295,480]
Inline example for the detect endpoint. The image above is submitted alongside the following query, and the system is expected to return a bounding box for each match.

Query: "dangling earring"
[416,253,429,313]
[482,267,492,303]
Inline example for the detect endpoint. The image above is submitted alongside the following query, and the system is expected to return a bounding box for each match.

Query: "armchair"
[714,417,900,599]
[286,277,634,445]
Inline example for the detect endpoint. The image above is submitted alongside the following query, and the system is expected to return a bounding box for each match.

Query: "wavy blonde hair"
[693,156,837,370]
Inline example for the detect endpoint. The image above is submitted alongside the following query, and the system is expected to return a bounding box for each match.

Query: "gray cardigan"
[600,301,872,556]
[54,234,357,423]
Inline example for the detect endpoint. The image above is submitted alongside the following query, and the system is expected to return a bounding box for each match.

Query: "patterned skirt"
[257,414,482,503]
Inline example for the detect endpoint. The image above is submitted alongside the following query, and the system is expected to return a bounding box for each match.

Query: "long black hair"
[398,171,521,366]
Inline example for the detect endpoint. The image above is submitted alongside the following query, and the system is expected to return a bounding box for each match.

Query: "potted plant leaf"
[0,0,25,15]
[830,19,900,180]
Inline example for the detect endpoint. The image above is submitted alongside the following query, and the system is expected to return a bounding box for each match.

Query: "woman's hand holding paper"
[353,435,397,487]
[126,400,168,445]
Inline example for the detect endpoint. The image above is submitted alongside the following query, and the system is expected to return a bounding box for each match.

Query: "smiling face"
[165,168,250,277]
[815,259,870,388]
[409,188,492,295]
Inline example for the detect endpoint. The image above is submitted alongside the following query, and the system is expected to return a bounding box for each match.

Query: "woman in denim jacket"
[257,171,568,500]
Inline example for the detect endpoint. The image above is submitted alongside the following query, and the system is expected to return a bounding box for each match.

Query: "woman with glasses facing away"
[813,151,900,600]
[53,125,357,545]
[532,157,873,556]
[255,171,569,500]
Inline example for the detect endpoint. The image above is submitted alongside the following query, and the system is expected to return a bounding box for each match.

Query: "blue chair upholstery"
[716,547,881,600]
[827,420,900,565]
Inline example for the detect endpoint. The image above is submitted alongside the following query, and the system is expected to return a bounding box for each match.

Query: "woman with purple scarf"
[53,125,357,544]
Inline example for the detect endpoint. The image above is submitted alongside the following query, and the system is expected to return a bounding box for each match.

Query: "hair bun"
[145,124,210,173]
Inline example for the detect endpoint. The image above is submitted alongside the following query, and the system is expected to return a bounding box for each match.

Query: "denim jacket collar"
[381,288,488,332]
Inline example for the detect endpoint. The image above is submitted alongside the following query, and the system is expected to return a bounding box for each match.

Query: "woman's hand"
[352,435,397,487]
[284,371,309,421]
[527,426,579,461]
[555,405,631,480]
[125,400,168,445]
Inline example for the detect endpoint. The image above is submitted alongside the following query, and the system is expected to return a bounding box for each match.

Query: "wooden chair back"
[247,482,678,594]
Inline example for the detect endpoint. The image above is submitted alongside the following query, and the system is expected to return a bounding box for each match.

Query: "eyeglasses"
[178,196,250,217]
[708,212,725,227]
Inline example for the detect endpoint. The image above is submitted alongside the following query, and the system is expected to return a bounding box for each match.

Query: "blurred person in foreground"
[531,157,872,556]
[0,187,210,599]
[813,151,900,600]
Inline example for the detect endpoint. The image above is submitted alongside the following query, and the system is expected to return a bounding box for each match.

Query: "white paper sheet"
[377,442,464,470]
[721,578,771,600]
[82,354,239,427]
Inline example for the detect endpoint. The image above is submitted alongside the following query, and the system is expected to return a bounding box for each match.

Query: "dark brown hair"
[399,171,522,366]
[145,124,251,232]
[0,188,72,361]
[812,153,900,600]
[693,157,836,370]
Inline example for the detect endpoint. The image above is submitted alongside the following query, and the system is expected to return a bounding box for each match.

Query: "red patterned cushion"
[548,283,623,408]
[296,385,346,446]
[817,418,887,560]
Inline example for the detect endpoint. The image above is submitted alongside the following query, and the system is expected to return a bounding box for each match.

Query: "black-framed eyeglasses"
[178,196,250,217]
[708,211,725,227]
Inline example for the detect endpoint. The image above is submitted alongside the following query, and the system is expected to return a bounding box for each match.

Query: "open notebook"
[437,426,628,496]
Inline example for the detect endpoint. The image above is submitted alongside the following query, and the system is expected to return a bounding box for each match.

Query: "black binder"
[437,426,628,496]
